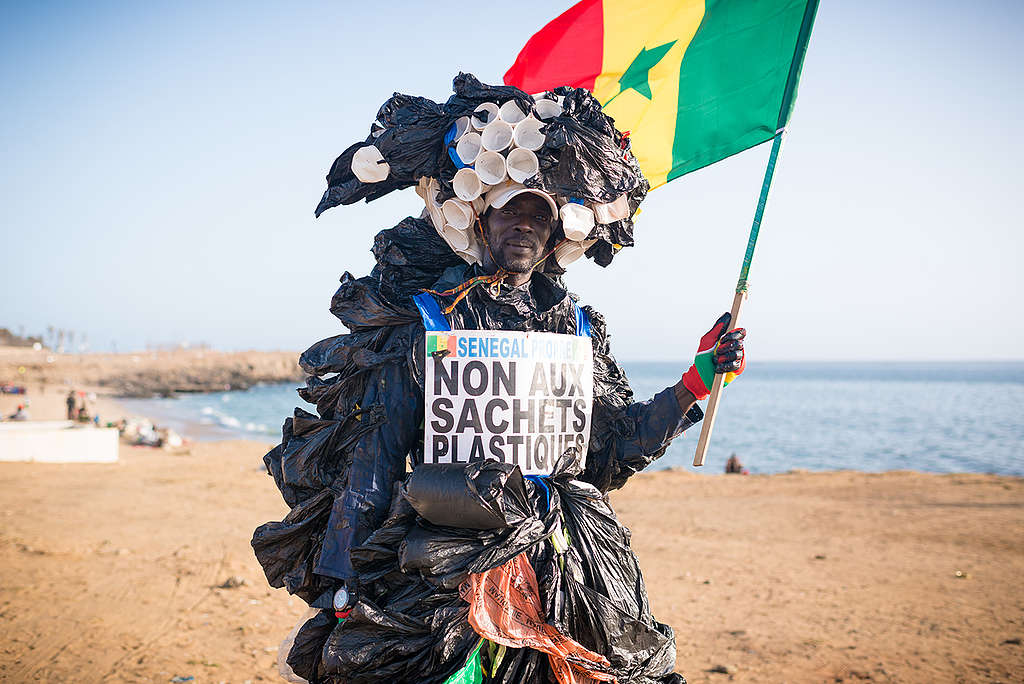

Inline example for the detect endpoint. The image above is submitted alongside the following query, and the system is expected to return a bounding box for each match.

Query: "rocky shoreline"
[0,346,303,398]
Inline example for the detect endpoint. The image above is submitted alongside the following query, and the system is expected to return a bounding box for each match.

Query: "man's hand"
[679,312,747,401]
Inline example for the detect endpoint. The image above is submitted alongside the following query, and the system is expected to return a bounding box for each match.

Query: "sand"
[1,387,1022,683]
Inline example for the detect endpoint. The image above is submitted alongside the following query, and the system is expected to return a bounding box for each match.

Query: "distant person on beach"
[7,404,30,421]
[66,390,77,420]
[725,453,744,474]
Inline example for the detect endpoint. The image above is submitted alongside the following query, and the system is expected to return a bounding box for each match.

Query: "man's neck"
[481,260,532,288]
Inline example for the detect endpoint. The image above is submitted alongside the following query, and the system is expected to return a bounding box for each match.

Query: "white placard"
[424,330,593,476]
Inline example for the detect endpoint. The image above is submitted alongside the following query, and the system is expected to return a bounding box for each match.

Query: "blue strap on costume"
[413,292,452,332]
[575,301,591,337]
[525,474,551,514]
[413,292,591,337]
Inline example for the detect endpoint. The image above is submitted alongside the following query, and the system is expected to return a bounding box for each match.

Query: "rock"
[707,664,737,675]
[218,576,247,589]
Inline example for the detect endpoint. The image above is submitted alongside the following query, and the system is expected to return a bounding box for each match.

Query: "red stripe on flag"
[503,0,604,93]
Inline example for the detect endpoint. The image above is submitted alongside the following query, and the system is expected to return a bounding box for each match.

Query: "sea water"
[118,362,1024,476]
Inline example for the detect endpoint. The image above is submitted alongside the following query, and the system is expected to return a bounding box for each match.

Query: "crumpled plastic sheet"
[279,457,684,683]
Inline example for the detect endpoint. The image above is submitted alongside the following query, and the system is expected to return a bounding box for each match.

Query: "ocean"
[118,361,1024,476]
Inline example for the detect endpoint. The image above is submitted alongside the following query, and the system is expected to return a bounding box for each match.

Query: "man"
[66,390,77,421]
[254,77,746,684]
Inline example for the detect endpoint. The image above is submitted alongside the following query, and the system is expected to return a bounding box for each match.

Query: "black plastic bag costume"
[253,75,702,684]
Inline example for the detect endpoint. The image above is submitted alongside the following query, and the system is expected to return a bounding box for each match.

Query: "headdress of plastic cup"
[453,167,484,201]
[593,194,631,224]
[472,102,499,130]
[442,224,471,251]
[480,120,514,152]
[554,241,588,267]
[350,145,390,183]
[533,99,563,121]
[559,203,595,241]
[512,117,545,152]
[498,100,527,125]
[442,198,475,231]
[455,132,482,165]
[505,147,539,183]
[452,116,471,139]
[416,177,446,231]
[475,151,508,186]
[470,196,487,216]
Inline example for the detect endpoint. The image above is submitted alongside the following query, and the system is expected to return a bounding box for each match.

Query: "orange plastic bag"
[460,553,616,684]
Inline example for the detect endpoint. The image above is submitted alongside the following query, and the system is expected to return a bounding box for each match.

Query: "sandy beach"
[1,385,1022,683]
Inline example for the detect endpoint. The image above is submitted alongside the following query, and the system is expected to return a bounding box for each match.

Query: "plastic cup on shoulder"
[559,203,595,241]
[498,100,527,125]
[512,117,545,151]
[350,145,390,183]
[442,224,471,251]
[456,132,482,166]
[506,147,539,183]
[480,120,514,152]
[475,151,508,185]
[442,198,475,231]
[453,167,484,201]
[472,102,500,130]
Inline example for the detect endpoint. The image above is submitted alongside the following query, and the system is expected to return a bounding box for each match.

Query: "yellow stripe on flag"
[592,0,705,187]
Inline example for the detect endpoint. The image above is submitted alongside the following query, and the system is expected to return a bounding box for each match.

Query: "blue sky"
[1,0,1022,360]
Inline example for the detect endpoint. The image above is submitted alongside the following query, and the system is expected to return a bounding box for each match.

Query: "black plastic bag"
[402,461,532,529]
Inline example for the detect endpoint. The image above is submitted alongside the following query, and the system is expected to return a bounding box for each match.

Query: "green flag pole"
[693,129,785,467]
[691,0,818,467]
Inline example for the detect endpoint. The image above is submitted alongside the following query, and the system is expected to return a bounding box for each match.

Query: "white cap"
[483,180,558,220]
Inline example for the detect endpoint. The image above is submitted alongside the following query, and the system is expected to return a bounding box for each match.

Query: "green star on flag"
[604,41,676,106]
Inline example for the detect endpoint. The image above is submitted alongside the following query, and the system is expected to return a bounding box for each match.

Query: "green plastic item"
[443,639,485,684]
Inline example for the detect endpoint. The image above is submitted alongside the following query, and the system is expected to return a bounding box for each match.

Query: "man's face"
[483,193,556,274]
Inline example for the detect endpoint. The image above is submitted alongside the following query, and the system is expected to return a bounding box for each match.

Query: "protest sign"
[424,330,593,476]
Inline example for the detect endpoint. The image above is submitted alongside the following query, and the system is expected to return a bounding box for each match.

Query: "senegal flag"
[504,0,819,188]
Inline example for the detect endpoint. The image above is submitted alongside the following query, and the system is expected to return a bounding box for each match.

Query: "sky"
[1,0,1022,361]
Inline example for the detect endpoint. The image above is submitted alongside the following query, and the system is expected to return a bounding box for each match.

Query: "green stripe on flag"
[668,0,818,181]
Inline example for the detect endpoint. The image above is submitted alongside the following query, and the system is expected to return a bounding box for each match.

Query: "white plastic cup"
[475,151,508,185]
[416,177,445,231]
[453,167,484,201]
[452,116,471,140]
[472,102,499,130]
[442,198,474,231]
[455,241,484,265]
[350,145,390,183]
[512,117,545,151]
[506,148,539,183]
[593,194,631,223]
[554,241,586,267]
[455,132,482,165]
[442,224,470,251]
[498,100,527,125]
[559,203,595,241]
[480,120,514,152]
[533,99,562,121]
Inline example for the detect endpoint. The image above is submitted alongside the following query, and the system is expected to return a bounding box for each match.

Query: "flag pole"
[693,129,785,467]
